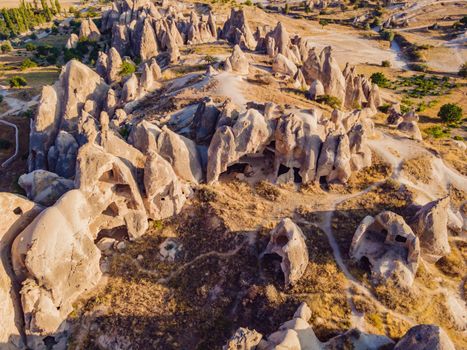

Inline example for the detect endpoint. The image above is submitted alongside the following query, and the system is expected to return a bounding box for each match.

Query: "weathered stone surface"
[144,151,191,220]
[121,73,139,103]
[262,218,309,287]
[272,53,298,76]
[18,170,74,207]
[65,33,78,49]
[11,190,101,336]
[139,17,159,61]
[397,120,422,141]
[408,197,451,262]
[325,329,394,350]
[224,45,249,75]
[0,194,42,350]
[96,51,108,78]
[128,119,162,153]
[221,9,257,50]
[309,79,325,100]
[79,18,101,41]
[394,325,455,350]
[47,130,79,178]
[223,328,262,350]
[107,47,123,84]
[192,98,221,144]
[75,143,148,239]
[350,211,420,288]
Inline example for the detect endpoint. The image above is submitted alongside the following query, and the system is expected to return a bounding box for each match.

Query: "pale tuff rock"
[325,329,395,350]
[156,126,204,184]
[139,62,161,92]
[75,143,148,239]
[293,69,308,90]
[139,17,159,61]
[272,53,298,77]
[11,190,102,336]
[79,18,101,41]
[186,11,217,45]
[320,46,346,103]
[122,73,139,102]
[96,51,109,78]
[350,211,420,288]
[18,170,75,207]
[65,33,78,49]
[264,22,301,64]
[397,120,422,141]
[262,218,309,287]
[394,325,455,350]
[144,151,191,220]
[207,125,237,184]
[308,79,325,100]
[47,130,79,178]
[274,112,323,183]
[387,109,422,140]
[224,45,250,75]
[111,23,130,57]
[223,328,262,350]
[0,194,42,350]
[348,123,372,172]
[221,9,257,50]
[408,197,451,263]
[128,119,162,153]
[315,133,352,183]
[107,47,123,84]
[105,88,119,117]
[29,60,109,173]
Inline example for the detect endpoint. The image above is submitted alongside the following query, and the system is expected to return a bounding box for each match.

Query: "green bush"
[370,72,390,88]
[438,103,463,125]
[119,60,136,76]
[380,29,394,41]
[408,63,428,72]
[316,95,341,109]
[1,41,13,53]
[381,60,391,67]
[458,62,467,78]
[25,43,37,51]
[319,19,329,28]
[20,58,38,70]
[244,0,253,5]
[9,76,27,88]
[425,126,450,139]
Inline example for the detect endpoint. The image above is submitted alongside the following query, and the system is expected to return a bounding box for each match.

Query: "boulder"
[408,197,451,262]
[309,79,325,100]
[18,170,75,207]
[192,98,221,144]
[397,120,422,141]
[262,218,309,287]
[11,190,102,336]
[0,194,43,350]
[107,47,123,84]
[223,328,262,350]
[139,17,159,61]
[79,18,101,41]
[46,130,79,178]
[350,211,420,288]
[65,33,78,49]
[128,119,162,153]
[121,73,139,103]
[96,51,108,78]
[224,45,249,75]
[221,9,257,50]
[394,325,455,350]
[144,151,191,220]
[272,53,298,77]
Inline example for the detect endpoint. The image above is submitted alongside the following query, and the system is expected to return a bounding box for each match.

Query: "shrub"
[425,126,450,139]
[203,55,218,64]
[316,95,342,109]
[119,60,136,76]
[1,41,13,53]
[244,0,253,5]
[370,72,390,88]
[9,76,27,88]
[319,19,329,28]
[20,58,38,70]
[381,60,391,67]
[458,62,467,78]
[438,103,463,125]
[380,29,394,41]
[284,3,290,14]
[408,63,428,72]
[25,43,36,51]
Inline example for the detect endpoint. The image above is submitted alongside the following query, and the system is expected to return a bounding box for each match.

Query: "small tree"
[319,19,329,29]
[1,41,13,54]
[458,62,467,78]
[438,103,463,125]
[21,58,38,70]
[25,43,37,51]
[370,72,390,88]
[381,60,391,67]
[119,60,136,76]
[380,29,394,42]
[9,76,28,88]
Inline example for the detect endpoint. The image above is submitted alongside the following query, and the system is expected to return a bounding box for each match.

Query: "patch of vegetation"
[196,187,218,202]
[203,55,218,65]
[255,181,281,201]
[316,94,341,109]
[379,29,394,42]
[408,63,428,72]
[9,76,27,88]
[25,42,36,51]
[381,60,391,68]
[424,126,450,139]
[1,41,13,53]
[459,62,467,78]
[20,58,38,70]
[370,72,390,88]
[119,60,136,76]
[438,103,463,126]
[396,74,455,98]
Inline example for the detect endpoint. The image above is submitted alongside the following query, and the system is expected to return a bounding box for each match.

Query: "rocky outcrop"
[0,194,43,350]
[223,328,262,350]
[350,211,420,288]
[408,197,451,263]
[106,47,123,84]
[138,18,159,61]
[264,22,301,64]
[11,190,101,337]
[221,9,257,50]
[262,218,309,287]
[79,18,101,41]
[309,79,325,100]
[394,325,455,350]
[144,151,191,220]
[121,73,139,102]
[65,33,78,49]
[224,45,249,75]
[272,53,298,77]
[18,170,74,207]
[192,98,221,144]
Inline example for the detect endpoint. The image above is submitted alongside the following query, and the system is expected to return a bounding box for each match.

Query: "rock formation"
[65,33,78,49]
[394,324,455,350]
[262,218,309,287]
[272,53,298,77]
[224,45,250,75]
[221,9,257,50]
[350,211,420,288]
[79,18,101,41]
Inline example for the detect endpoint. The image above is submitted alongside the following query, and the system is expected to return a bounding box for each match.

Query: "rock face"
[0,194,43,350]
[350,211,420,288]
[79,18,101,41]
[262,218,309,287]
[272,53,298,77]
[18,170,74,207]
[144,151,191,220]
[221,9,257,50]
[408,197,451,262]
[394,325,456,350]
[222,328,262,350]
[138,18,159,61]
[65,33,78,49]
[224,45,249,75]
[11,190,102,336]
